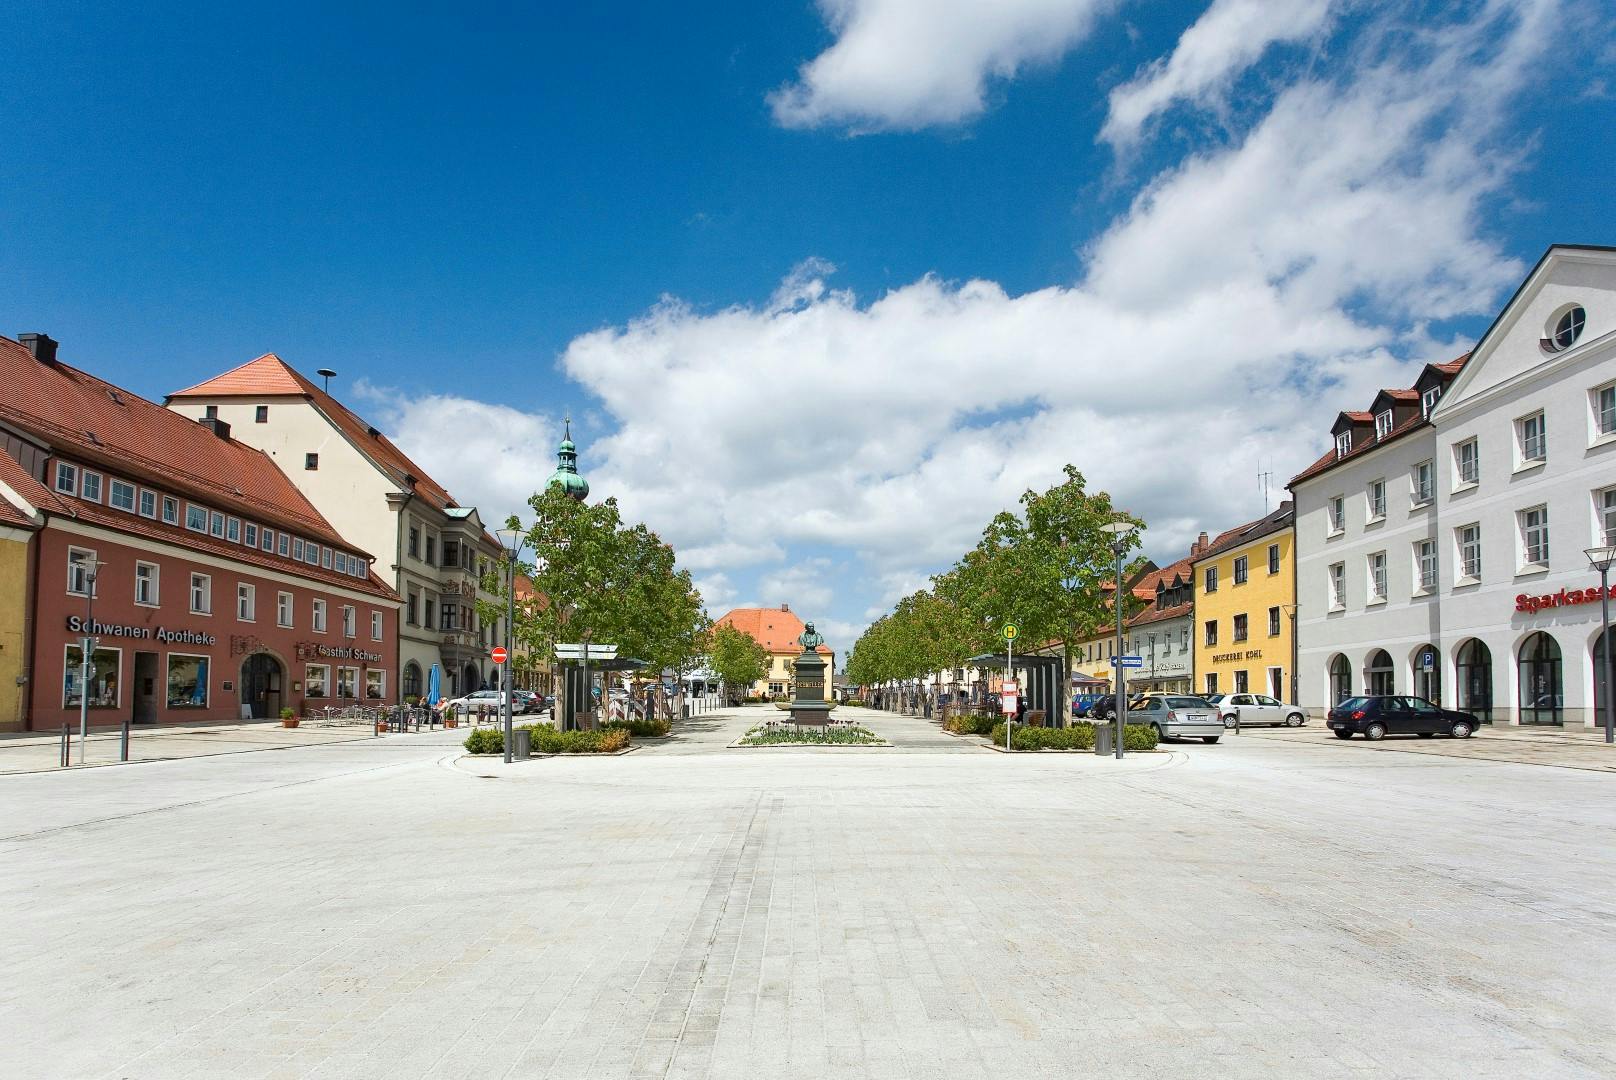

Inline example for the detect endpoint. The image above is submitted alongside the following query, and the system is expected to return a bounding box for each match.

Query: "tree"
[708,622,768,704]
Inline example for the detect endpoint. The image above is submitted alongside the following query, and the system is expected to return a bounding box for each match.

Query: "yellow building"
[1192,503,1296,701]
[715,604,834,700]
[0,465,41,732]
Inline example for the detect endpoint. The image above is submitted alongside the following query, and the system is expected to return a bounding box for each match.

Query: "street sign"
[1002,624,1019,641]
[491,646,508,665]
[1421,651,1435,672]
[556,643,618,660]
[1001,693,1018,715]
[1002,679,1018,693]
[1111,655,1144,668]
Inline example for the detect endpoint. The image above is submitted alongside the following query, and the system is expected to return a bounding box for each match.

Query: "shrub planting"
[944,713,997,736]
[462,725,631,755]
[603,716,670,738]
[463,728,503,754]
[985,720,1158,751]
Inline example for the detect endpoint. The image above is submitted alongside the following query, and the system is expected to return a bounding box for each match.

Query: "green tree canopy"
[708,622,769,702]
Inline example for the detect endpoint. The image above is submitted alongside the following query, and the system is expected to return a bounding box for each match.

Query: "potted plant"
[280,707,299,729]
[444,704,459,729]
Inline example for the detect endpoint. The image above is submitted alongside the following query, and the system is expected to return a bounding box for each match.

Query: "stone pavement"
[0,720,390,775]
[1239,720,1616,772]
[3,704,1614,1079]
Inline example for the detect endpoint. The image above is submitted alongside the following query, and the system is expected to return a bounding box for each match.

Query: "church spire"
[547,416,590,501]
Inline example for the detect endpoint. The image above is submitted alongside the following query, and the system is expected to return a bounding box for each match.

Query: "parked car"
[513,690,544,714]
[1217,693,1307,728]
[1071,693,1105,717]
[444,689,509,713]
[1326,695,1478,740]
[1129,695,1224,743]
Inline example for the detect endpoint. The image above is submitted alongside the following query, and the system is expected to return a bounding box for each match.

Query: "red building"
[0,333,401,731]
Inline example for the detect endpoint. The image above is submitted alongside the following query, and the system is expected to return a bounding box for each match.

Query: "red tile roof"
[1129,599,1193,628]
[716,606,832,654]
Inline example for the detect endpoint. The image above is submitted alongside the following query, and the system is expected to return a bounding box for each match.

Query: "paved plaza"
[4,705,1615,1079]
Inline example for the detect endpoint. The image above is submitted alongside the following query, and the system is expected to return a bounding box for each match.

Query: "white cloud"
[769,0,1111,131]
[1101,0,1336,147]
[757,558,836,613]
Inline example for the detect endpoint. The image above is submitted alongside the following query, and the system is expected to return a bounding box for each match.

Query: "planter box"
[281,718,300,729]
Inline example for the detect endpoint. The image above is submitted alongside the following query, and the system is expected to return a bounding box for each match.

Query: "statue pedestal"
[789,646,830,726]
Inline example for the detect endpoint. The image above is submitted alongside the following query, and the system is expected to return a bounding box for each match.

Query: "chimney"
[1193,530,1209,556]
[781,603,790,612]
[199,416,232,440]
[19,333,58,364]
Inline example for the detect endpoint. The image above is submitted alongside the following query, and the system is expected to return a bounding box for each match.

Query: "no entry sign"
[491,646,509,665]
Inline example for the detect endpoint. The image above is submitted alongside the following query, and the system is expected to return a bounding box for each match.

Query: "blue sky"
[4,0,1613,655]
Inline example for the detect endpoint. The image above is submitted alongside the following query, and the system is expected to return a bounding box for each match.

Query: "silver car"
[1129,695,1224,743]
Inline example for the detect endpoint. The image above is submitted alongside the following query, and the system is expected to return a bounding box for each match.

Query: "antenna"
[1258,470,1275,513]
[316,368,337,394]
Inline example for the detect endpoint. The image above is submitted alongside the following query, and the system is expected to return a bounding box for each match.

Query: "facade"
[167,355,506,701]
[1063,561,1165,691]
[0,334,400,730]
[1123,553,1199,694]
[0,473,38,731]
[1192,504,1297,701]
[714,604,834,699]
[1292,244,1616,727]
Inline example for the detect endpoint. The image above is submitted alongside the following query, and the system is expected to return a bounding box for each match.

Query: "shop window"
[64,645,120,709]
[305,664,330,698]
[336,667,358,699]
[1518,632,1562,725]
[1204,673,1218,695]
[166,655,209,708]
[366,669,386,700]
[1328,654,1352,704]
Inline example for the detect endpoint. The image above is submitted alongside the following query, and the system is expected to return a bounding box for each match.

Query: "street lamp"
[1585,545,1616,744]
[1100,520,1133,760]
[496,525,527,764]
[75,555,104,764]
[1280,603,1298,705]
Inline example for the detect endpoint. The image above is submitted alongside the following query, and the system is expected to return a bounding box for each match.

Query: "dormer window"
[1375,411,1393,441]
[1335,432,1352,459]
[1421,385,1440,419]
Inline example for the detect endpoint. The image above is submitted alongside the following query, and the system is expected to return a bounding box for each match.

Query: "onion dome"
[547,417,590,501]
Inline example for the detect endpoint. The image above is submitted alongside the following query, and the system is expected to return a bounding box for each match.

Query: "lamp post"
[1585,545,1616,744]
[76,556,104,764]
[1280,603,1298,705]
[1101,521,1132,759]
[496,526,527,764]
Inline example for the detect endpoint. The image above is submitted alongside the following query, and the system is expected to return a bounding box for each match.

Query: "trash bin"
[511,727,532,760]
[682,703,690,719]
[1094,724,1113,756]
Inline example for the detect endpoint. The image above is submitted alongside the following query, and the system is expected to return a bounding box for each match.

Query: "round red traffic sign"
[491,646,508,664]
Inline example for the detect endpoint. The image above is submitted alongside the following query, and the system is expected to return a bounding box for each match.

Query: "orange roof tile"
[716,606,832,654]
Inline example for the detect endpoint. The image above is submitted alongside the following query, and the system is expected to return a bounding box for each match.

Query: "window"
[186,504,207,532]
[1329,496,1345,533]
[408,526,420,558]
[1367,479,1386,520]
[138,489,157,518]
[54,461,77,494]
[237,583,255,621]
[1375,410,1393,440]
[335,667,358,699]
[66,547,98,596]
[1517,412,1546,465]
[1458,524,1482,580]
[366,669,386,700]
[371,611,383,640]
[1413,460,1433,505]
[255,405,269,423]
[1234,670,1249,694]
[226,517,240,543]
[1204,619,1218,647]
[135,561,159,606]
[1603,488,1616,546]
[425,536,436,566]
[80,470,102,502]
[441,602,458,631]
[278,533,289,557]
[305,453,319,470]
[305,664,330,698]
[1543,304,1585,352]
[1233,556,1248,585]
[306,543,320,566]
[1268,607,1281,636]
[108,479,135,512]
[1204,673,1218,696]
[204,405,218,419]
[1596,385,1616,438]
[261,528,274,552]
[244,523,257,547]
[1204,566,1218,593]
[342,605,356,638]
[321,546,333,570]
[162,496,179,524]
[1455,439,1479,485]
[167,655,209,708]
[64,645,119,708]
[1329,562,1346,609]
[1520,506,1549,568]
[277,591,293,628]
[1422,385,1441,419]
[1233,614,1248,642]
[1368,552,1387,601]
[190,573,212,614]
[1335,431,1351,458]
[209,511,225,538]
[1267,543,1280,575]
[424,597,435,628]
[403,662,423,698]
[1180,628,1189,652]
[292,537,304,561]
[407,590,419,626]
[312,599,327,633]
[1416,539,1438,592]
[442,539,461,568]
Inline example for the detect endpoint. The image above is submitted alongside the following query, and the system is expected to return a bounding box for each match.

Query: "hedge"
[985,721,1160,752]
[944,713,998,736]
[462,725,631,755]
[603,716,670,738]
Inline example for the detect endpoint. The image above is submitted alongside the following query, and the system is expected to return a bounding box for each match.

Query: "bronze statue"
[798,623,825,650]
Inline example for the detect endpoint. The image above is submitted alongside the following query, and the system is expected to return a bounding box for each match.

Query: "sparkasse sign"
[1515,583,1616,613]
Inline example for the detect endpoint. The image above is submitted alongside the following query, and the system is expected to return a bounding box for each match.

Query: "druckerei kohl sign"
[65,615,216,646]
[1515,583,1616,613]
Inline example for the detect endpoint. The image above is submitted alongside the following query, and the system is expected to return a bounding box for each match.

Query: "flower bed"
[735,724,886,746]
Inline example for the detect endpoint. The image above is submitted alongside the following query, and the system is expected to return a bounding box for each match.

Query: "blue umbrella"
[426,664,442,706]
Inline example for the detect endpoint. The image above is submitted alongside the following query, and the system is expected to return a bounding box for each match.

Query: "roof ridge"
[169,352,301,398]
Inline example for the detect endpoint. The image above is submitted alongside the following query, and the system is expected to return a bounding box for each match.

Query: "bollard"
[120,721,130,762]
[60,723,70,768]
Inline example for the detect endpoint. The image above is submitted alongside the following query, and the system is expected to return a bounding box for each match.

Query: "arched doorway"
[403,661,423,700]
[1592,627,1612,731]
[1456,639,1492,723]
[464,663,480,693]
[1328,654,1352,704]
[1518,632,1562,725]
[240,653,284,720]
[1364,649,1394,696]
[1411,644,1440,704]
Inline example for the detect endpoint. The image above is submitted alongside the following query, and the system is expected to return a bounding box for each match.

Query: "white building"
[167,355,508,701]
[1293,245,1616,728]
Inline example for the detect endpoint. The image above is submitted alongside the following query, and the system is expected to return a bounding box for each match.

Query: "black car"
[1327,695,1478,740]
[1085,694,1148,722]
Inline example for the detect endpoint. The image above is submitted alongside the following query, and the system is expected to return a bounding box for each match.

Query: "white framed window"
[108,479,136,512]
[244,523,258,547]
[1595,384,1615,439]
[1602,488,1616,547]
[1233,556,1248,585]
[226,517,240,543]
[278,533,289,557]
[371,611,383,640]
[161,496,179,524]
[186,504,207,532]
[209,511,226,538]
[342,605,356,638]
[292,537,304,561]
[66,547,98,596]
[135,561,159,606]
[1328,495,1345,534]
[190,572,212,614]
[365,669,386,700]
[305,664,330,699]
[1421,385,1440,419]
[335,666,358,698]
[1415,540,1437,593]
[306,543,321,566]
[1455,439,1479,486]
[1519,505,1549,569]
[1328,562,1346,609]
[1367,479,1386,520]
[321,547,334,570]
[1375,410,1393,440]
[261,528,275,552]
[1335,431,1351,458]
[80,470,102,502]
[237,582,256,621]
[1516,411,1546,465]
[53,461,77,494]
[1367,551,1387,602]
[138,489,157,518]
[277,591,293,628]
[312,599,327,633]
[1457,524,1481,581]
[1412,460,1433,505]
[1543,304,1586,353]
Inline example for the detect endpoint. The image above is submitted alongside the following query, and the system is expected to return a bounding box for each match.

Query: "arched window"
[1328,654,1352,704]
[464,663,481,693]
[1593,627,1613,731]
[1456,639,1492,723]
[1365,649,1394,696]
[1518,632,1563,725]
[1412,644,1440,704]
[403,661,423,698]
